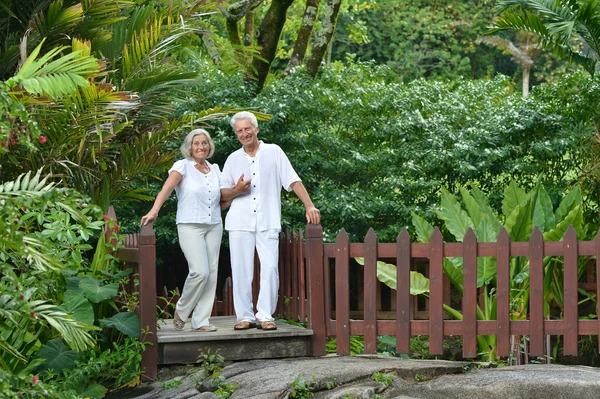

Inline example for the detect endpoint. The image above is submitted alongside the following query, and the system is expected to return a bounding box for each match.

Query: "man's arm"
[291,181,320,225]
[220,173,251,202]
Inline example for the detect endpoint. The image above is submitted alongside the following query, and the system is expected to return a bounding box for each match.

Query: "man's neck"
[243,142,260,157]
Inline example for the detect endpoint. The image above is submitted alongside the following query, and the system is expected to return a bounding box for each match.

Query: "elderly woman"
[141,129,223,332]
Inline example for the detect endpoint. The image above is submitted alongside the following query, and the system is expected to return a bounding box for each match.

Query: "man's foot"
[193,324,218,332]
[256,321,277,331]
[234,321,257,330]
[173,311,185,331]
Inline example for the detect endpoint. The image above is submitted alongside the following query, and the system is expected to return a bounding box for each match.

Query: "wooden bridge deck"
[157,316,313,364]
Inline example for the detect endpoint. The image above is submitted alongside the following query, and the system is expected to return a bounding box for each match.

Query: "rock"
[105,356,600,399]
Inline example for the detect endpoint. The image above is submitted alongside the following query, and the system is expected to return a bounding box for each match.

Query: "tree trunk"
[244,11,255,46]
[305,0,341,77]
[247,0,295,93]
[285,0,321,75]
[522,64,530,97]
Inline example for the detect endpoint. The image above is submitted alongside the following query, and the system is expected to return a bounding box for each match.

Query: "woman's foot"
[233,321,257,330]
[193,324,218,332]
[173,311,185,331]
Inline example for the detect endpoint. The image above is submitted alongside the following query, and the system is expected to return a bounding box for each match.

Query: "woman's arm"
[141,171,183,225]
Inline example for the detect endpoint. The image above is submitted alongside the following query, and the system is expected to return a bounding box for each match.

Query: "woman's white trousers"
[175,222,223,329]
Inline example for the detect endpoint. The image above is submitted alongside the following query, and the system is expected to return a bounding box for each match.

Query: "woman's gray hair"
[180,129,215,159]
[230,111,258,129]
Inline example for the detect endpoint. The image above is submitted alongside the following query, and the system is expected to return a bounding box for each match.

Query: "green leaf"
[502,180,527,220]
[79,276,119,303]
[476,217,497,287]
[355,258,430,295]
[436,188,474,241]
[67,380,107,399]
[411,211,433,242]
[532,184,555,233]
[460,187,481,227]
[36,338,80,374]
[543,205,582,241]
[99,312,140,338]
[61,291,94,327]
[505,200,533,242]
[555,185,582,223]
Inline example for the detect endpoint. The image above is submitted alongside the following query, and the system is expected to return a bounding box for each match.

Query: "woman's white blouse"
[169,159,222,225]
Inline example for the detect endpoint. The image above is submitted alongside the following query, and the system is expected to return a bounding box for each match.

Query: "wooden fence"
[304,224,600,359]
[105,207,157,381]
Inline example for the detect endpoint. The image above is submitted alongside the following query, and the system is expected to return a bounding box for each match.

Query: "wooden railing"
[304,224,600,359]
[105,207,157,381]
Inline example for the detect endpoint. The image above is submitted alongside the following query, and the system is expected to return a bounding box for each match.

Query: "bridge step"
[157,316,313,364]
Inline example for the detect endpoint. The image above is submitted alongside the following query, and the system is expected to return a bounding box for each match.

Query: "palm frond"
[34,301,97,352]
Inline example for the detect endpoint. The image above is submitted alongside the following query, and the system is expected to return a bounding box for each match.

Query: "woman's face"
[191,134,210,161]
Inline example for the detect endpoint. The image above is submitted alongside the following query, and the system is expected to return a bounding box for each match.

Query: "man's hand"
[305,205,321,225]
[234,173,251,194]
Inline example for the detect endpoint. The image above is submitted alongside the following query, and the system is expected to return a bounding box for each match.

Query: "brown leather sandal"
[257,321,277,331]
[173,311,185,331]
[234,321,257,330]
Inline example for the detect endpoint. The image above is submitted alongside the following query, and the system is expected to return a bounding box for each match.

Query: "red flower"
[38,134,47,144]
[19,294,24,300]
[30,312,36,318]
[103,214,109,222]
[32,376,39,384]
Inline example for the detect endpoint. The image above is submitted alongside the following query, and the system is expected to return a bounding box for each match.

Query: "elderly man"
[220,111,320,331]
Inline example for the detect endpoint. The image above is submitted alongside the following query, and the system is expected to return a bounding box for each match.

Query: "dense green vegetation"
[3,0,600,396]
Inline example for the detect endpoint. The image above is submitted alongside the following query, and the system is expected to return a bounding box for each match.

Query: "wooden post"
[563,226,579,356]
[306,224,326,356]
[396,229,411,354]
[462,229,478,358]
[364,228,378,354]
[139,222,157,381]
[429,228,444,355]
[335,229,350,355]
[529,227,544,357]
[496,228,511,357]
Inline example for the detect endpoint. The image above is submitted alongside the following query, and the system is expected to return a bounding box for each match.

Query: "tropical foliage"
[363,181,590,361]
[491,0,600,75]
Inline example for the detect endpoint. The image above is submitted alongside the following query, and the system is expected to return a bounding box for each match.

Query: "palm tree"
[1,0,243,210]
[490,0,600,75]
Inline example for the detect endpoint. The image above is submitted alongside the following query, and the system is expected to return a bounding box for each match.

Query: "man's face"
[233,118,259,147]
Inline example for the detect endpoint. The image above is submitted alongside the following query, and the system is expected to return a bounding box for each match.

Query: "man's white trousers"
[229,229,279,322]
[176,222,223,329]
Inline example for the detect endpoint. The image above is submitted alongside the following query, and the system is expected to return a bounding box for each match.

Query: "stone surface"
[105,356,600,399]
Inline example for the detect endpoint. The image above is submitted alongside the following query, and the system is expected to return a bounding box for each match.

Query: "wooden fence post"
[306,224,326,356]
[139,222,157,381]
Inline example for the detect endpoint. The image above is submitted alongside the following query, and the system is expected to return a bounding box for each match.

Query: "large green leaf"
[61,291,94,327]
[67,381,107,399]
[79,276,119,303]
[505,200,533,242]
[460,187,482,227]
[543,205,582,241]
[36,338,80,374]
[502,180,527,220]
[411,211,434,242]
[355,258,430,295]
[99,312,140,338]
[436,187,474,241]
[555,185,582,223]
[471,187,502,232]
[476,216,497,287]
[532,184,555,233]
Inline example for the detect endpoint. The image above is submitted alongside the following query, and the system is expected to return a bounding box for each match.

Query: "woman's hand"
[141,210,158,226]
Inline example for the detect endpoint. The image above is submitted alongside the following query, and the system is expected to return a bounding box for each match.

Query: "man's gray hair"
[180,129,215,160]
[230,111,258,129]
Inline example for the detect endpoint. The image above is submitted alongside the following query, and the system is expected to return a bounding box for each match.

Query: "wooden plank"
[429,228,444,355]
[496,228,511,357]
[298,229,306,322]
[529,227,544,357]
[396,229,411,354]
[563,226,579,356]
[139,222,157,381]
[597,231,600,353]
[335,229,350,355]
[277,231,285,314]
[364,228,378,354]
[462,229,478,358]
[306,224,326,356]
[292,230,299,321]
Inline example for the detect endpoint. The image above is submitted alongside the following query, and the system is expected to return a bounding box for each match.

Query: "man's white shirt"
[221,141,300,232]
